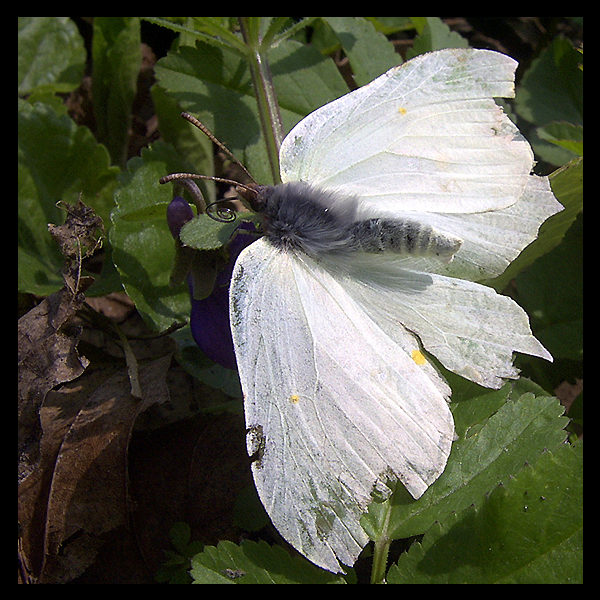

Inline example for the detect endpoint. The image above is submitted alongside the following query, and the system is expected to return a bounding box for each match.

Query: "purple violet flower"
[167,197,257,370]
[166,195,195,238]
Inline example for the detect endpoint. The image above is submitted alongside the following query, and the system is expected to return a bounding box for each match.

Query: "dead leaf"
[18,369,108,583]
[18,355,172,583]
[18,287,91,481]
[48,198,104,296]
[555,378,583,412]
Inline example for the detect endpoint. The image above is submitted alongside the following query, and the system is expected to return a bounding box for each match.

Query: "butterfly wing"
[230,237,453,573]
[280,48,533,215]
[331,260,552,390]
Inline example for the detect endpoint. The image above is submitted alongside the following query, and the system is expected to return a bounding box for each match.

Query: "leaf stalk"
[238,17,284,184]
[370,499,393,584]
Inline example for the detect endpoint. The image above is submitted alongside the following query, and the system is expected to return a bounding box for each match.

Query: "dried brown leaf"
[19,355,172,583]
[18,288,91,481]
[48,198,104,295]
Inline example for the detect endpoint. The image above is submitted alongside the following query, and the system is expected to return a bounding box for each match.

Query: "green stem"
[370,501,393,584]
[238,17,284,184]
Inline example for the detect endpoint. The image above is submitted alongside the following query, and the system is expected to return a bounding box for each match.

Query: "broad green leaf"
[155,521,204,584]
[362,392,569,542]
[548,157,583,231]
[500,159,582,383]
[18,100,119,295]
[569,391,583,427]
[92,17,141,167]
[515,37,583,166]
[151,85,216,204]
[406,17,469,59]
[323,17,401,86]
[169,521,192,555]
[18,17,85,96]
[266,17,320,46]
[109,142,193,331]
[387,441,582,583]
[408,17,427,34]
[232,485,270,532]
[190,539,346,584]
[154,38,347,185]
[515,37,583,127]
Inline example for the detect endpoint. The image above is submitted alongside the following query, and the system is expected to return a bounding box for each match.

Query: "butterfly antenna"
[180,112,256,183]
[159,172,257,195]
[204,198,238,223]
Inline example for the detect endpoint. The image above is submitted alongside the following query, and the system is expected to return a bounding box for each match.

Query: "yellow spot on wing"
[290,394,300,404]
[398,106,407,115]
[411,349,426,366]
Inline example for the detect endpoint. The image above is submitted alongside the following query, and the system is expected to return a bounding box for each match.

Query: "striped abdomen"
[348,218,462,262]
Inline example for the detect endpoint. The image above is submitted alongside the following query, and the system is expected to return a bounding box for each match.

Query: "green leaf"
[323,17,401,86]
[387,441,582,583]
[515,37,583,166]
[190,539,347,584]
[151,85,216,204]
[155,521,204,584]
[362,391,569,542]
[515,213,582,361]
[109,142,192,331]
[548,157,584,230]
[408,17,427,34]
[143,17,248,56]
[266,17,320,47]
[568,391,583,427]
[155,38,347,185]
[537,121,583,156]
[18,100,119,295]
[364,17,415,35]
[406,17,469,59]
[505,158,582,384]
[515,37,583,127]
[18,17,85,96]
[92,17,141,167]
[179,214,242,251]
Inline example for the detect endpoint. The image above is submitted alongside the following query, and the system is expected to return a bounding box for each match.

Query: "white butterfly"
[228,48,563,573]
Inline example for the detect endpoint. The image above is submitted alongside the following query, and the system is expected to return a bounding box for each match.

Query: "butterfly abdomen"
[349,218,462,261]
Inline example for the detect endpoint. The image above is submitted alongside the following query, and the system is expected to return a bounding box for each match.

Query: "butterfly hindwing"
[230,238,453,572]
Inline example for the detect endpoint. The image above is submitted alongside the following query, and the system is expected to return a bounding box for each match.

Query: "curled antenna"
[160,173,261,224]
[180,112,256,184]
[205,198,238,223]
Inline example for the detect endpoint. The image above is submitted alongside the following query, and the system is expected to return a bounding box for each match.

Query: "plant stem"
[113,321,142,399]
[370,500,393,584]
[238,17,284,184]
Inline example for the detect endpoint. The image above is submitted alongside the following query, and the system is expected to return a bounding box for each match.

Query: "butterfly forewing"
[280,49,532,215]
